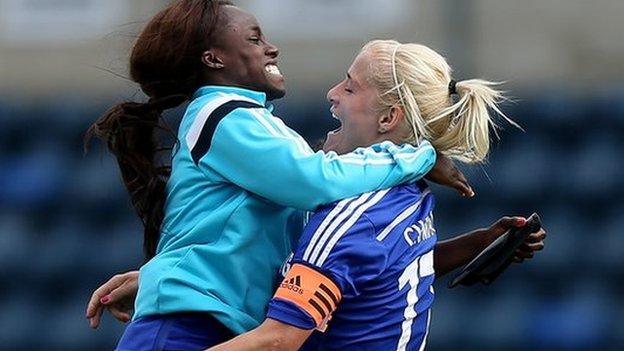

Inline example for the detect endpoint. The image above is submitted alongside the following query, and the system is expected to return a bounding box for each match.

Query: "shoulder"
[184,93,268,163]
[290,191,393,296]
[370,182,435,246]
[305,185,424,234]
[295,190,391,267]
[301,183,433,237]
[189,92,266,127]
[312,184,432,234]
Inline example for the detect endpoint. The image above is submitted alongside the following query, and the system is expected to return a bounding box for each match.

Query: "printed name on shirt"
[403,213,436,246]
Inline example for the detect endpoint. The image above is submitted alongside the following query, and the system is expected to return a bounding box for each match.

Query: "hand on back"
[426,153,474,197]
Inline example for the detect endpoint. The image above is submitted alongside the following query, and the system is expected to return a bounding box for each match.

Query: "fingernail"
[100,296,111,304]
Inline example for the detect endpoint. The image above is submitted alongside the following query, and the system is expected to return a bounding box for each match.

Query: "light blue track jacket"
[134,85,436,334]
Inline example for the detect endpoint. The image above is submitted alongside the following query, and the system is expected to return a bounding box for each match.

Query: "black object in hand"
[449,213,542,288]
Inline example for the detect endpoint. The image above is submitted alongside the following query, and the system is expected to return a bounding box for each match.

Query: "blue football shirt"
[267,182,437,351]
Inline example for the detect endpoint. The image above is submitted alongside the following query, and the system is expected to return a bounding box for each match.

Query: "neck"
[204,76,239,88]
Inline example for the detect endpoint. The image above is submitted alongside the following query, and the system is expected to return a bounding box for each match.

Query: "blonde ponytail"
[431,79,520,163]
[363,40,520,164]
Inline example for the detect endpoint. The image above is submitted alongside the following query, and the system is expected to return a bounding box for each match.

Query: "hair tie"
[448,80,458,96]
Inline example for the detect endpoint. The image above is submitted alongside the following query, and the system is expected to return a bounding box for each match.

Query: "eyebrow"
[250,25,262,35]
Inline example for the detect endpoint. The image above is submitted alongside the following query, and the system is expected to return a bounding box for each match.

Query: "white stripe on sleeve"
[270,115,315,154]
[186,93,260,150]
[248,109,282,137]
[249,109,312,155]
[337,142,433,166]
[315,189,390,266]
[302,196,355,261]
[306,192,373,265]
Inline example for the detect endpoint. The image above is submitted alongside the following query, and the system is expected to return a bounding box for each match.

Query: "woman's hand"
[426,153,474,197]
[485,216,547,263]
[86,270,139,329]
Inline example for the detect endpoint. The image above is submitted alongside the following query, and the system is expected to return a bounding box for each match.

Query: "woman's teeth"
[329,111,342,133]
[265,64,282,76]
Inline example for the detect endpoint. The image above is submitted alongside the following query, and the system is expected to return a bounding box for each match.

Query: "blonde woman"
[206,40,546,351]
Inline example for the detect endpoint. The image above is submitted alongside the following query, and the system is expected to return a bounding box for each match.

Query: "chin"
[266,86,286,101]
[322,144,335,153]
[323,142,349,155]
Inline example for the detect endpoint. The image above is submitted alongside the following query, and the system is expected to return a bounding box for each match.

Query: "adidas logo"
[280,275,303,294]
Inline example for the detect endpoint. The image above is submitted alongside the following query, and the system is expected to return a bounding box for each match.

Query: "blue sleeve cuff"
[266,298,317,330]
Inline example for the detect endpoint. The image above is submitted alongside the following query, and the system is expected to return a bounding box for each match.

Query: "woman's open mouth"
[328,111,342,135]
[265,64,282,77]
[323,111,343,152]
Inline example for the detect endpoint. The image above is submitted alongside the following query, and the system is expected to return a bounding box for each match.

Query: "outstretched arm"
[201,108,437,211]
[434,216,546,277]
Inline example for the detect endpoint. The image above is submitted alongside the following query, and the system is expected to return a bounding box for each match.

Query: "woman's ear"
[378,105,404,133]
[201,50,225,69]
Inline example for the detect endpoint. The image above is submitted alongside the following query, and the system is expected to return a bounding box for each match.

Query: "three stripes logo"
[308,283,340,322]
[280,275,303,294]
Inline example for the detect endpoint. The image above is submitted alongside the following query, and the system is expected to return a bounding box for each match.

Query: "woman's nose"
[327,86,338,104]
[266,42,279,58]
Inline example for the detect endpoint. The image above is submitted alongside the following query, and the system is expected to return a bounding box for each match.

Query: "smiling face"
[208,5,285,100]
[323,50,383,154]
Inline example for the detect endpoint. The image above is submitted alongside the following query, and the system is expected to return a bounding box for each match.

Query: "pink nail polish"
[100,296,111,304]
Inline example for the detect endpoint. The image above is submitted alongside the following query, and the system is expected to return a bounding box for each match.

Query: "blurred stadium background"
[0,0,622,350]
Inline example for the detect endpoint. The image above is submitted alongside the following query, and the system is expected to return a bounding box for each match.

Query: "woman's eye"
[344,88,354,93]
[249,37,261,44]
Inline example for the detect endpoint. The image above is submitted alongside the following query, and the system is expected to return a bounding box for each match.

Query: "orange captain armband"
[273,263,342,331]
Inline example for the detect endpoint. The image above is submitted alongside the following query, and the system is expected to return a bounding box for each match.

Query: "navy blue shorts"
[115,313,235,351]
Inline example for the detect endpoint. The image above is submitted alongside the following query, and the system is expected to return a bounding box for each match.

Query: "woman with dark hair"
[85,1,467,349]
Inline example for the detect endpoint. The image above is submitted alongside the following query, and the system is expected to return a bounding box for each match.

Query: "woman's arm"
[206,319,312,351]
[434,216,546,277]
[200,108,437,211]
